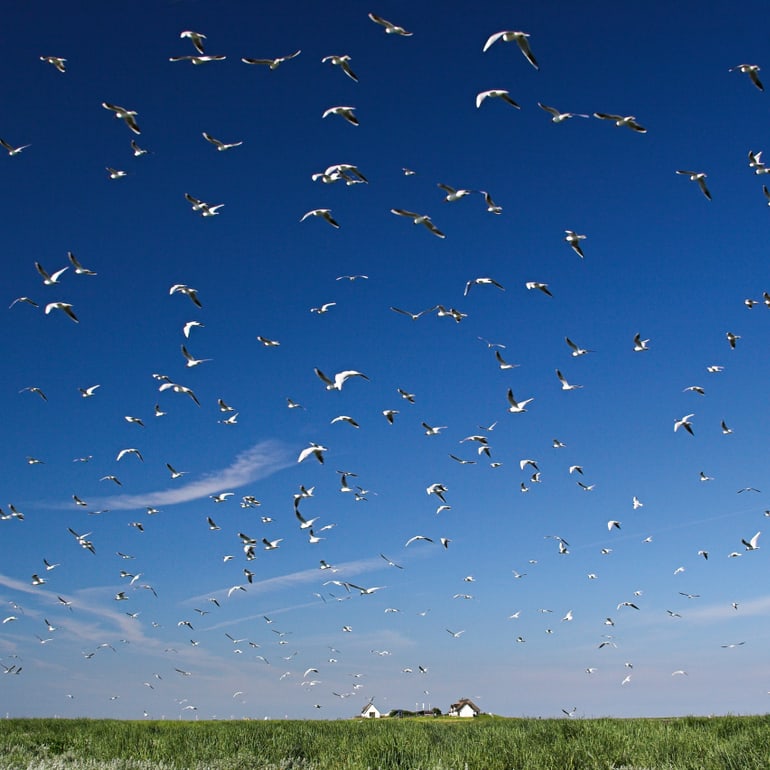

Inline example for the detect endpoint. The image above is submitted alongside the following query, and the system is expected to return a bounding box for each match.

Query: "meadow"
[1,715,768,770]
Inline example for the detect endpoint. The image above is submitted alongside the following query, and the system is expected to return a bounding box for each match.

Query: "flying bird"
[180,30,207,54]
[241,50,300,69]
[729,63,764,91]
[390,208,445,238]
[537,103,589,122]
[593,113,647,133]
[564,230,587,257]
[368,13,412,36]
[322,55,358,81]
[322,106,358,126]
[676,170,711,200]
[102,102,141,134]
[482,31,539,70]
[301,209,340,228]
[0,138,31,155]
[202,132,243,151]
[475,89,520,109]
[40,55,66,72]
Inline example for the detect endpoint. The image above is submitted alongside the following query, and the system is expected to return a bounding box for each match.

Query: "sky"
[2,0,770,721]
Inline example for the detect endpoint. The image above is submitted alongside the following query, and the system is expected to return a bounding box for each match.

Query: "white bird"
[437,183,475,202]
[405,535,434,547]
[390,208,445,238]
[35,262,68,285]
[556,369,583,390]
[726,331,740,349]
[537,103,589,122]
[464,277,504,295]
[0,138,31,155]
[368,12,412,36]
[298,443,328,464]
[525,281,552,296]
[106,167,127,179]
[564,230,587,257]
[169,284,202,308]
[322,105,358,126]
[102,102,141,134]
[20,386,47,400]
[506,389,533,413]
[607,520,621,531]
[742,531,761,550]
[67,252,96,276]
[166,463,187,479]
[565,337,593,357]
[479,190,503,214]
[593,113,647,133]
[241,50,300,69]
[181,345,211,367]
[130,139,149,157]
[45,302,79,322]
[495,350,518,369]
[301,209,340,228]
[310,302,336,314]
[676,170,711,200]
[256,336,280,346]
[674,414,695,435]
[158,381,200,406]
[331,415,360,428]
[40,55,66,72]
[183,321,203,338]
[632,496,644,509]
[314,368,369,391]
[475,89,520,109]
[483,31,539,70]
[124,415,144,427]
[202,132,243,151]
[170,54,226,64]
[729,63,764,91]
[210,492,234,504]
[180,30,207,54]
[322,55,358,82]
[633,333,650,351]
[116,448,143,462]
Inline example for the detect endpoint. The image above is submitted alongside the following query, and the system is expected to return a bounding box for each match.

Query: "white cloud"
[98,440,293,510]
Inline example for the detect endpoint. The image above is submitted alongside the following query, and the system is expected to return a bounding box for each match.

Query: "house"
[359,701,381,718]
[447,698,481,717]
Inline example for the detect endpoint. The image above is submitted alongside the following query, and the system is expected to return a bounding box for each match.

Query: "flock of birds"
[2,9,770,720]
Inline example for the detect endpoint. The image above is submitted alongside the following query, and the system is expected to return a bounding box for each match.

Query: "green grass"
[1,715,769,770]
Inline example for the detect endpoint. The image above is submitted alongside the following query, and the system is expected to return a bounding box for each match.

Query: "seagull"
[169,54,226,64]
[322,55,358,81]
[633,333,650,351]
[202,132,243,151]
[446,629,466,638]
[241,51,300,69]
[482,31,539,69]
[256,336,280,346]
[102,102,141,134]
[181,345,210,367]
[130,139,149,157]
[507,389,533,413]
[676,170,711,200]
[310,302,336,314]
[298,443,327,464]
[35,262,68,285]
[67,252,96,276]
[565,337,593,357]
[116,448,143,462]
[262,538,283,550]
[537,103,589,122]
[479,190,503,214]
[314,368,369,391]
[726,331,740,349]
[729,64,764,91]
[322,105,358,126]
[332,415,360,428]
[169,284,202,307]
[9,296,38,309]
[180,30,207,54]
[166,463,187,479]
[593,113,647,132]
[158,381,200,406]
[742,531,761,550]
[437,183,475,202]
[564,230,587,257]
[301,209,340,228]
[525,281,552,296]
[632,496,644,509]
[210,492,234,503]
[368,13,412,36]
[182,321,203,338]
[674,414,695,435]
[40,55,67,72]
[20,386,47,401]
[495,350,518,369]
[106,167,127,179]
[45,302,79,322]
[405,535,434,547]
[475,90,520,109]
[464,277,504,296]
[383,409,399,423]
[390,208,445,238]
[556,369,583,390]
[0,138,31,155]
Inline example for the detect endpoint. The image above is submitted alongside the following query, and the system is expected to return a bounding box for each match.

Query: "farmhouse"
[447,698,481,717]
[359,701,381,718]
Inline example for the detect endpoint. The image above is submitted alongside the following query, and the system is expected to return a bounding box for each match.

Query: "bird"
[730,64,764,91]
[633,333,650,352]
[0,138,31,155]
[202,132,243,151]
[482,31,539,70]
[169,54,226,65]
[310,302,336,314]
[314,368,369,391]
[35,262,68,285]
[180,30,207,54]
[210,492,234,503]
[331,415,360,429]
[405,535,434,547]
[593,113,647,132]
[390,209,445,238]
[565,337,593,357]
[183,321,203,338]
[742,531,761,550]
[537,103,589,122]
[130,139,148,157]
[525,281,552,296]
[674,414,695,435]
[19,386,47,401]
[676,170,711,200]
[67,252,97,276]
[241,51,300,69]
[298,443,327,464]
[479,190,503,214]
[45,302,79,322]
[683,385,705,395]
[726,331,740,349]
[475,90,520,109]
[507,389,534,413]
[181,345,210,367]
[368,13,412,36]
[9,296,38,309]
[158,381,200,406]
[256,336,280,346]
[495,350,518,370]
[564,230,587,257]
[169,284,202,307]
[116,448,143,462]
[102,103,141,134]
[464,277,504,295]
[322,55,358,81]
[40,55,67,72]
[383,409,399,424]
[556,369,583,390]
[106,167,127,180]
[301,209,340,228]
[124,415,144,427]
[166,463,187,479]
[322,106,359,126]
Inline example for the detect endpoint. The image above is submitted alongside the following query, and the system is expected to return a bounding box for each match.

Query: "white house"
[448,698,481,717]
[359,701,381,718]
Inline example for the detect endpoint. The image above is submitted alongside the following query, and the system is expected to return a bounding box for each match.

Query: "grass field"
[1,715,768,770]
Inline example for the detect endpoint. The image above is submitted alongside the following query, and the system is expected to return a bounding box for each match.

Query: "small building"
[447,698,481,717]
[359,701,381,718]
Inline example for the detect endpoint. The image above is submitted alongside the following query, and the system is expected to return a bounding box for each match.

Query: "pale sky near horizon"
[2,0,770,720]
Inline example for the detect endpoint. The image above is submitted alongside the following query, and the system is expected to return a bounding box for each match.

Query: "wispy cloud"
[98,440,293,510]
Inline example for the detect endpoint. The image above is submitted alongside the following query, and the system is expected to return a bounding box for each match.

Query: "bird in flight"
[242,51,301,69]
[368,13,412,36]
[482,30,539,70]
[729,63,764,91]
[676,170,711,200]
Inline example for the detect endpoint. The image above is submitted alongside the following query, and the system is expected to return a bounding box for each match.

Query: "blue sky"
[2,0,770,720]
